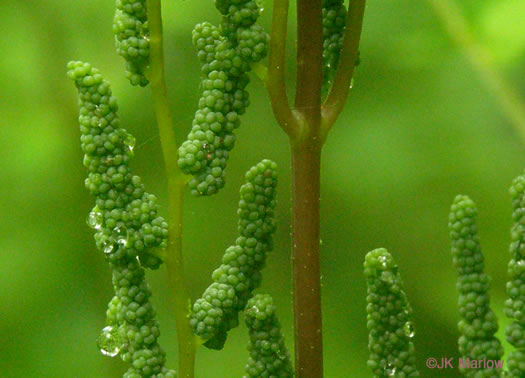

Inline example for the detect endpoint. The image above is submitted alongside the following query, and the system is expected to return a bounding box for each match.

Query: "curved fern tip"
[364,248,419,377]
[177,0,269,197]
[448,192,504,377]
[364,248,396,277]
[70,63,175,375]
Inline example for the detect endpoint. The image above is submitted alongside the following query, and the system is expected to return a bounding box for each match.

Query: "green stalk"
[426,0,525,143]
[147,0,196,376]
[267,0,300,137]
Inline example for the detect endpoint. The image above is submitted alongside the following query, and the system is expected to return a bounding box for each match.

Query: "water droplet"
[104,243,115,255]
[349,78,355,89]
[94,105,102,117]
[112,226,129,249]
[385,364,397,376]
[403,322,415,338]
[87,207,103,230]
[249,305,263,319]
[378,255,388,269]
[97,326,121,357]
[124,134,136,154]
[256,0,265,13]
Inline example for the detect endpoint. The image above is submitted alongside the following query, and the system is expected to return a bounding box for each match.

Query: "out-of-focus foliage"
[0,0,524,377]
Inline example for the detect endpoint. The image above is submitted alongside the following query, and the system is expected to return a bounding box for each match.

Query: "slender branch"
[267,0,298,137]
[426,0,525,143]
[290,1,324,376]
[295,0,323,139]
[147,1,179,168]
[291,140,323,378]
[147,0,196,377]
[321,0,366,136]
[164,176,195,378]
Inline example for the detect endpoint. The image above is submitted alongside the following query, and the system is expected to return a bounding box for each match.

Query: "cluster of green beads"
[364,248,419,377]
[448,195,504,377]
[113,0,150,87]
[67,61,167,269]
[322,0,347,91]
[67,61,174,377]
[105,262,176,378]
[190,159,278,349]
[243,294,293,377]
[177,0,268,196]
[506,174,525,377]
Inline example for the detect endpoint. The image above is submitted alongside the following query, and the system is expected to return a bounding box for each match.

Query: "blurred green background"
[1,0,524,376]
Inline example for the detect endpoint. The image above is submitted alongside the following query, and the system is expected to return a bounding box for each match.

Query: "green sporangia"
[506,173,525,377]
[243,294,293,377]
[190,159,278,350]
[448,195,504,377]
[65,1,524,375]
[364,248,419,377]
[176,0,269,196]
[322,0,347,91]
[67,61,175,377]
[113,0,150,87]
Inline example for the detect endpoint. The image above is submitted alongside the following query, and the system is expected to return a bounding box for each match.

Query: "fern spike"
[67,61,175,377]
[364,248,419,377]
[322,0,347,91]
[177,0,268,196]
[113,0,150,86]
[448,195,504,377]
[506,174,525,377]
[243,294,293,377]
[190,159,278,349]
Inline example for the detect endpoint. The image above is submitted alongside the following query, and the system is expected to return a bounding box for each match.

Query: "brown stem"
[292,0,324,376]
[295,0,323,140]
[291,139,323,378]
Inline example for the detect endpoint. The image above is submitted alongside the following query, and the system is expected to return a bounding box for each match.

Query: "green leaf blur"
[0,0,524,377]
